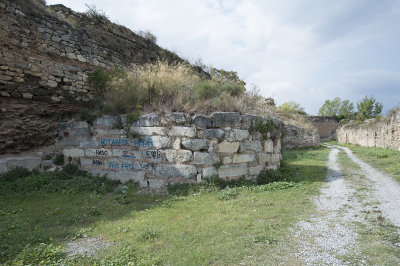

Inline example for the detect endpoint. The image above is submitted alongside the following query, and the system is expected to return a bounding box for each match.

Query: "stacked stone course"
[58,112,282,190]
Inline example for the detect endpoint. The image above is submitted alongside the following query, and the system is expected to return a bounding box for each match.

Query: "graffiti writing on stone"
[144,150,162,162]
[133,138,154,147]
[122,150,138,159]
[134,161,153,171]
[92,159,103,166]
[96,149,109,156]
[113,149,141,159]
[100,138,130,146]
[107,159,133,170]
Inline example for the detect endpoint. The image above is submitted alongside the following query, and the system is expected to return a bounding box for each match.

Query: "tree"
[278,101,306,115]
[318,97,354,119]
[356,95,383,120]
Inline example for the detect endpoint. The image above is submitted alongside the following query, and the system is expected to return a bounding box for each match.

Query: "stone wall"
[58,112,282,190]
[307,116,338,141]
[283,124,320,148]
[0,0,192,154]
[337,109,400,150]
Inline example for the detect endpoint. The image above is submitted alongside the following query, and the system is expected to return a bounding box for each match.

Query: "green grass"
[0,146,329,265]
[341,144,400,182]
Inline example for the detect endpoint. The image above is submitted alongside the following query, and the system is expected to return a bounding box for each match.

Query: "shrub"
[8,243,64,265]
[85,4,109,22]
[278,101,306,115]
[53,154,64,166]
[0,167,31,182]
[137,30,157,44]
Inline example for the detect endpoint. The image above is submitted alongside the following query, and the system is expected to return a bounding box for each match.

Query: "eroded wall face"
[307,116,338,141]
[337,110,400,150]
[58,112,282,190]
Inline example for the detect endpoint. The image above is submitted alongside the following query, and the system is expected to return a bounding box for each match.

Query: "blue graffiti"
[107,161,133,170]
[100,138,130,146]
[133,137,154,147]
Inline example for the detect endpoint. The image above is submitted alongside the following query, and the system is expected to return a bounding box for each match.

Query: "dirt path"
[291,145,400,265]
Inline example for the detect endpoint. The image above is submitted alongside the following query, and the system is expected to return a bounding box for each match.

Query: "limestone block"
[249,166,263,176]
[7,157,42,171]
[211,112,241,127]
[165,150,193,163]
[85,148,111,157]
[223,156,233,164]
[201,166,217,178]
[80,158,102,167]
[208,140,217,153]
[218,163,248,178]
[22,92,33,99]
[232,154,256,164]
[241,114,259,128]
[51,97,60,102]
[192,115,211,128]
[273,138,281,153]
[93,116,117,128]
[132,113,159,127]
[197,174,202,182]
[155,164,197,178]
[168,126,197,138]
[76,54,86,62]
[131,127,166,136]
[166,112,186,124]
[115,171,146,184]
[143,149,162,162]
[218,141,240,154]
[65,127,91,137]
[60,121,89,130]
[63,149,84,158]
[264,140,274,153]
[47,80,58,88]
[147,179,165,189]
[173,138,181,150]
[233,129,250,141]
[239,141,262,153]
[0,160,8,174]
[181,139,207,151]
[201,129,225,140]
[105,158,133,171]
[79,137,98,148]
[151,136,172,149]
[193,152,220,165]
[113,149,141,159]
[258,153,271,166]
[271,154,281,165]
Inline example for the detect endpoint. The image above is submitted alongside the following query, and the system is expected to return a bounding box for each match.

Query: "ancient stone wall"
[58,112,282,190]
[283,124,320,148]
[307,116,338,141]
[337,109,400,150]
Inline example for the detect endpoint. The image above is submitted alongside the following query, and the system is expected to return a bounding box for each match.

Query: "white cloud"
[47,0,400,113]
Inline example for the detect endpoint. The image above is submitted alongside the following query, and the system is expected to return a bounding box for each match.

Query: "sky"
[46,0,400,114]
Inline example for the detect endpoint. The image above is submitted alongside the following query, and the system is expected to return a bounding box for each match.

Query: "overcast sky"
[47,0,400,114]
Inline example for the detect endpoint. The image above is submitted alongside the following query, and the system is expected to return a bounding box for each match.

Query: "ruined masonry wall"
[307,116,338,141]
[337,110,400,150]
[59,112,282,190]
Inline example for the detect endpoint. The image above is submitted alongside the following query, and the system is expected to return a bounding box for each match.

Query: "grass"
[0,146,329,265]
[340,144,400,182]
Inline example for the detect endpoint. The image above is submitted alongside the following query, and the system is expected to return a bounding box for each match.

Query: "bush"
[0,167,31,182]
[278,101,306,115]
[53,154,64,166]
[8,243,64,265]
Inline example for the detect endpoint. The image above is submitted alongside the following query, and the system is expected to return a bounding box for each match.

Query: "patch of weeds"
[7,243,64,265]
[217,187,240,200]
[0,167,31,182]
[253,234,278,244]
[102,246,160,265]
[213,161,223,170]
[137,228,158,241]
[249,118,275,140]
[113,181,140,204]
[53,154,64,166]
[78,109,97,125]
[73,227,93,240]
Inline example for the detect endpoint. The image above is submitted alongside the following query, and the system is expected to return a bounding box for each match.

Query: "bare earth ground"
[283,145,400,265]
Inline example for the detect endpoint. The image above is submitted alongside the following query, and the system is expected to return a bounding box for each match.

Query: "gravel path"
[341,146,400,228]
[293,147,363,265]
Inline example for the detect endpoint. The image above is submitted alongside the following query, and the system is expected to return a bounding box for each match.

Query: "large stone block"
[80,158,104,167]
[168,126,197,138]
[132,136,171,149]
[201,166,217,178]
[192,115,211,128]
[181,139,208,151]
[201,129,225,140]
[105,158,133,171]
[63,148,84,158]
[131,127,167,136]
[115,171,146,184]
[218,163,248,178]
[93,115,117,128]
[7,157,42,171]
[166,112,186,124]
[233,129,250,141]
[143,149,162,162]
[85,148,111,157]
[241,114,259,128]
[264,140,274,153]
[134,161,153,171]
[258,153,271,166]
[232,154,256,163]
[271,153,281,165]
[211,112,241,127]
[239,141,262,152]
[132,113,159,127]
[100,138,130,146]
[113,149,141,159]
[218,141,240,154]
[193,152,220,165]
[165,150,193,163]
[155,164,197,178]
[249,166,263,176]
[273,138,282,153]
[147,179,165,189]
[79,137,98,148]
[60,121,89,130]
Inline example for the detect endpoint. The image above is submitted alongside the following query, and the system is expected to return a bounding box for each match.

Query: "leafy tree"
[356,95,383,120]
[278,101,306,115]
[318,97,354,119]
[210,67,246,87]
[337,99,354,118]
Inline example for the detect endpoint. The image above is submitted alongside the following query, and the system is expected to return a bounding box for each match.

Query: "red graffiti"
[64,131,69,137]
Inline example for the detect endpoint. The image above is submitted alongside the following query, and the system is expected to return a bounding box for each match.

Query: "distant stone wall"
[58,112,282,190]
[337,109,400,150]
[307,116,338,141]
[283,124,320,148]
